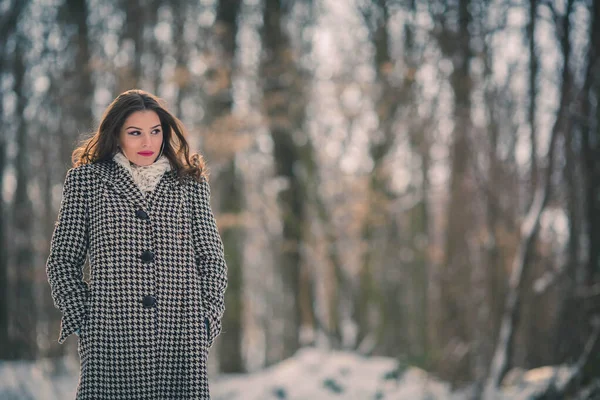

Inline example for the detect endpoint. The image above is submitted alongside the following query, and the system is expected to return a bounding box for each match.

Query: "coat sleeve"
[46,168,90,344]
[191,177,228,345]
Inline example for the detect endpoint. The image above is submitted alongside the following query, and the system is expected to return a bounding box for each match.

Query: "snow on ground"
[0,355,79,400]
[0,347,576,399]
[211,348,451,400]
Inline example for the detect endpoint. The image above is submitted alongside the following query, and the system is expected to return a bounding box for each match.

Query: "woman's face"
[119,110,164,166]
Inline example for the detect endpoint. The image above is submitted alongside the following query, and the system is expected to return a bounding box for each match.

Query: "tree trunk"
[0,0,27,361]
[403,7,429,366]
[43,0,95,358]
[472,26,502,391]
[437,0,474,383]
[552,95,582,364]
[0,114,6,359]
[171,2,190,124]
[583,0,600,287]
[527,0,539,204]
[209,0,245,374]
[10,37,38,360]
[66,0,93,129]
[260,0,315,362]
[355,0,405,356]
[118,0,145,90]
[485,0,573,392]
[59,0,94,165]
[581,0,600,381]
[313,190,344,348]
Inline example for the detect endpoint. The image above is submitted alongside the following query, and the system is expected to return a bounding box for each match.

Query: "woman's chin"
[130,156,155,166]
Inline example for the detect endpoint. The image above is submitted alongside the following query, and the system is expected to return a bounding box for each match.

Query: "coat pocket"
[204,314,222,348]
[79,288,93,339]
[204,316,211,341]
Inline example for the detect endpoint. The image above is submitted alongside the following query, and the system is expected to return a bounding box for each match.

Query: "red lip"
[138,151,154,156]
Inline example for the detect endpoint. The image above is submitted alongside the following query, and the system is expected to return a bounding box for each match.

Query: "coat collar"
[91,159,181,209]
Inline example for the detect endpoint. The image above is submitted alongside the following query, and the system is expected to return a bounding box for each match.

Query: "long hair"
[72,89,206,182]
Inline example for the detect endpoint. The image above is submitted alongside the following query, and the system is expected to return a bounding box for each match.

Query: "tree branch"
[484,0,574,394]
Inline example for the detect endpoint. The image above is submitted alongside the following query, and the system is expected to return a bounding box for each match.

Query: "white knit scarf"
[113,151,171,195]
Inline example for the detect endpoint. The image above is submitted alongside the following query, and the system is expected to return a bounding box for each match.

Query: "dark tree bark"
[260,0,316,363]
[10,36,38,360]
[0,113,5,359]
[552,92,582,363]
[583,0,600,287]
[0,0,27,360]
[66,0,94,128]
[171,1,191,121]
[56,0,94,165]
[352,0,428,367]
[120,0,143,89]
[41,0,96,358]
[402,4,429,366]
[434,0,475,383]
[355,0,394,351]
[209,0,245,374]
[117,0,159,91]
[580,0,600,382]
[313,189,345,348]
[527,0,539,203]
[485,0,574,392]
[472,10,506,389]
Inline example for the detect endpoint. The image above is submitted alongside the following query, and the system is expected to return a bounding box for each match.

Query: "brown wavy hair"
[72,89,206,182]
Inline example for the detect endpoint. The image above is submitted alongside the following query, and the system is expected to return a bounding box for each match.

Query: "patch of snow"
[0,347,582,400]
[0,356,79,400]
[211,348,451,400]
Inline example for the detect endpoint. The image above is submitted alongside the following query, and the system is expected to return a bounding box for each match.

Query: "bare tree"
[485,0,575,392]
[38,0,96,358]
[430,0,476,382]
[396,3,430,365]
[10,31,37,360]
[583,0,600,289]
[527,0,539,202]
[354,0,429,362]
[260,0,316,362]
[0,93,5,358]
[0,0,27,360]
[207,0,245,373]
[354,0,402,354]
[116,0,160,91]
[580,0,600,382]
[60,0,94,133]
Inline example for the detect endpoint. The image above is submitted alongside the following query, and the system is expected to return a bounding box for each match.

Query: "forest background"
[1,0,600,398]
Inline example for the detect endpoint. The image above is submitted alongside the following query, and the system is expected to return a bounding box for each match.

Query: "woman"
[46,89,227,399]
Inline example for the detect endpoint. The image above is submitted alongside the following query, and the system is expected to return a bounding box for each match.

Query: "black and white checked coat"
[46,159,227,399]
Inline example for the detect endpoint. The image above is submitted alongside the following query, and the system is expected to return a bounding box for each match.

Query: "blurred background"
[1,0,600,398]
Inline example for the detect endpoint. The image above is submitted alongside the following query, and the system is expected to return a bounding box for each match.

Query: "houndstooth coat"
[46,159,227,399]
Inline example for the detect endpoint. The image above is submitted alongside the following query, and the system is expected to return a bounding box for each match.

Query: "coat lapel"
[92,160,147,209]
[146,170,183,211]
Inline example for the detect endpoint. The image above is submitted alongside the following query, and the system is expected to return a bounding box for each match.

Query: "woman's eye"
[151,129,161,135]
[128,130,141,136]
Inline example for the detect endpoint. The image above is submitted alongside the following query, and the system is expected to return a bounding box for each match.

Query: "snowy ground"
[211,348,452,400]
[0,347,575,399]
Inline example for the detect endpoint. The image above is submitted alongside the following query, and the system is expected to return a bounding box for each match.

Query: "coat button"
[140,250,155,263]
[142,295,156,308]
[136,209,149,220]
